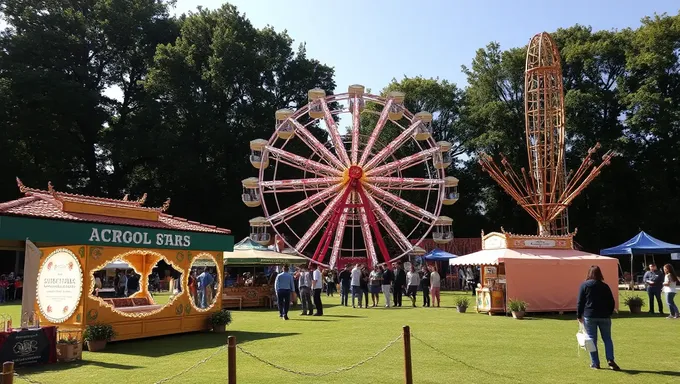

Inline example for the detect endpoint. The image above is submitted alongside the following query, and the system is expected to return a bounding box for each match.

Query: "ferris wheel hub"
[347,165,364,180]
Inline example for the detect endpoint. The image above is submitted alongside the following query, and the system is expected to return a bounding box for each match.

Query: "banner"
[0,327,56,366]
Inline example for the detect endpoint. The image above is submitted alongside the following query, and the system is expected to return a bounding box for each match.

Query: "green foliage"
[209,309,233,327]
[455,296,470,308]
[83,323,116,342]
[623,295,645,307]
[507,299,527,312]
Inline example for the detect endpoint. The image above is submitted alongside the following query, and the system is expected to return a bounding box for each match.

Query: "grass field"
[2,291,679,384]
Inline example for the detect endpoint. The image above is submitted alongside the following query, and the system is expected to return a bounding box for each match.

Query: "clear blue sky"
[172,0,679,93]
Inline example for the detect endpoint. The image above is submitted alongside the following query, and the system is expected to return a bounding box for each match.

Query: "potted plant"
[507,299,527,319]
[623,295,645,314]
[209,309,232,333]
[83,323,116,352]
[56,335,79,362]
[455,297,470,313]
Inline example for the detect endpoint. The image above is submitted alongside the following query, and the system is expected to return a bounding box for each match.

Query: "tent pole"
[630,253,634,290]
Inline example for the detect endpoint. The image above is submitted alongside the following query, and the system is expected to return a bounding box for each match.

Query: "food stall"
[0,181,233,342]
[222,238,308,309]
[450,231,620,314]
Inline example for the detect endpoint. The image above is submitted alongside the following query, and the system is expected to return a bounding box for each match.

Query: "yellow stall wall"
[36,245,223,341]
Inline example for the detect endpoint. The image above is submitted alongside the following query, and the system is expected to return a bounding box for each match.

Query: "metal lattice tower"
[479,32,615,236]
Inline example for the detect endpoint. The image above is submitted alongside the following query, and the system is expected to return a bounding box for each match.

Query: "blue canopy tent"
[423,248,458,261]
[601,231,680,287]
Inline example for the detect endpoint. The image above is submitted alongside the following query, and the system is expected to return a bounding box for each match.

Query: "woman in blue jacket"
[576,265,620,371]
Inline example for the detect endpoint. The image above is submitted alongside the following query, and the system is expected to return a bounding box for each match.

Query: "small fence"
[5,325,517,384]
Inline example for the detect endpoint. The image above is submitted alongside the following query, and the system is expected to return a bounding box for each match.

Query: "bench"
[222,296,242,310]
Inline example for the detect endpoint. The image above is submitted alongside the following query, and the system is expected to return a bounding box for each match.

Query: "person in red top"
[14,277,23,301]
[188,270,198,304]
[0,276,8,303]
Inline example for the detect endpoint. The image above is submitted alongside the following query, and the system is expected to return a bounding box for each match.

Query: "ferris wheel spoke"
[320,99,351,166]
[356,184,391,265]
[358,99,394,166]
[295,184,351,253]
[259,177,342,193]
[357,206,378,266]
[268,184,343,224]
[361,192,413,252]
[290,119,346,170]
[350,96,361,164]
[363,183,439,222]
[363,121,420,170]
[266,146,343,176]
[365,176,445,189]
[365,146,440,177]
[328,204,350,269]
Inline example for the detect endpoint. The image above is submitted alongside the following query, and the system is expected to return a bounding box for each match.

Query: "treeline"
[1,1,679,252]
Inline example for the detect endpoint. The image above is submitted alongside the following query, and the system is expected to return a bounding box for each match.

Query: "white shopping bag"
[576,322,597,353]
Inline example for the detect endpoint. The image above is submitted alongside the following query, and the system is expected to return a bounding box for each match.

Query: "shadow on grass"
[94,330,299,357]
[620,369,680,377]
[18,359,142,375]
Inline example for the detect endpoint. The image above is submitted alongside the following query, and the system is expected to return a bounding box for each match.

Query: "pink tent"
[450,248,619,313]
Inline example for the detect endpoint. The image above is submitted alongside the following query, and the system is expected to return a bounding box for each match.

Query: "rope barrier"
[409,331,521,382]
[14,372,44,384]
[237,333,403,377]
[153,345,227,384]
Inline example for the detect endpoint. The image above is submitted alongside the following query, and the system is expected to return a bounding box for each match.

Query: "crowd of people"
[188,267,219,309]
[273,261,442,320]
[0,273,23,303]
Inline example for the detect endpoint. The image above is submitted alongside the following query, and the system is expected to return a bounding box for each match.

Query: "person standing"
[406,265,420,307]
[350,264,363,308]
[662,264,679,319]
[338,265,352,306]
[197,268,214,308]
[430,265,441,307]
[298,266,313,316]
[421,265,431,307]
[577,265,619,371]
[275,265,295,320]
[360,266,370,308]
[394,262,406,307]
[382,265,394,308]
[643,264,664,315]
[311,263,323,316]
[369,266,383,307]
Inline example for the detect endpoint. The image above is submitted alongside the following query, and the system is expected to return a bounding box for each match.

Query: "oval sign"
[37,249,83,323]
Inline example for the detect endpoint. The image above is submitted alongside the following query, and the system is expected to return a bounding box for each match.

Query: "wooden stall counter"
[476,288,505,315]
[222,286,272,309]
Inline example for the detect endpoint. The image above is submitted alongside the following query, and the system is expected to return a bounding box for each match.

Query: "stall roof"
[423,248,457,261]
[449,248,613,266]
[600,231,680,255]
[224,237,308,265]
[0,178,230,234]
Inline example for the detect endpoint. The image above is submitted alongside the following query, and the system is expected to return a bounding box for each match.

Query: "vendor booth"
[450,231,619,314]
[0,180,233,342]
[222,238,307,309]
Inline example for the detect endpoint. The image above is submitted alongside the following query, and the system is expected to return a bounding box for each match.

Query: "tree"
[0,0,176,198]
[136,4,337,239]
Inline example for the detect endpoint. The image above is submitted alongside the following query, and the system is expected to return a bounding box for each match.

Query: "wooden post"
[227,336,236,384]
[1,361,14,384]
[403,326,413,384]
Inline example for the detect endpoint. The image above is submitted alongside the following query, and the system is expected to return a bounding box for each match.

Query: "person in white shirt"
[430,265,441,307]
[406,265,420,307]
[350,264,363,308]
[662,264,679,319]
[311,263,323,316]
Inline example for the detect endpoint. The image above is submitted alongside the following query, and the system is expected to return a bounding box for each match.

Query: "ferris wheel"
[241,85,459,268]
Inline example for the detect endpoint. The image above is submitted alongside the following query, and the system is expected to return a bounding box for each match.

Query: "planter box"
[628,304,642,314]
[213,324,226,333]
[86,340,107,352]
[57,344,79,362]
[511,311,525,319]
[456,306,468,313]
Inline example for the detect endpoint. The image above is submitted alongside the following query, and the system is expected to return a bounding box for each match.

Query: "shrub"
[83,323,116,342]
[455,296,470,308]
[209,309,232,327]
[507,299,527,312]
[623,295,645,307]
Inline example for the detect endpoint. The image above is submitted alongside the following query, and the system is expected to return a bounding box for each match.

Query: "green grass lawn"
[2,291,678,384]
